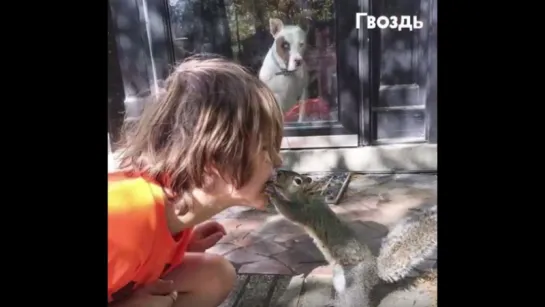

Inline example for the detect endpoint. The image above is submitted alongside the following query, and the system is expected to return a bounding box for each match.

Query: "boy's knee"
[207,254,236,291]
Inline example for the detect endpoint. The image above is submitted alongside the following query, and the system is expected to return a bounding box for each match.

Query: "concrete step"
[220,273,436,307]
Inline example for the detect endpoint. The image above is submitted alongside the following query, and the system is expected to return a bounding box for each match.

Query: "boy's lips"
[263,182,275,196]
[263,172,278,197]
[268,169,278,182]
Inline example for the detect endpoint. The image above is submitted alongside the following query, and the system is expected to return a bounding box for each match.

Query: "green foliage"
[227,0,334,44]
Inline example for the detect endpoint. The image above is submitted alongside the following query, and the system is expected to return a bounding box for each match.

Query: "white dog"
[259,18,309,122]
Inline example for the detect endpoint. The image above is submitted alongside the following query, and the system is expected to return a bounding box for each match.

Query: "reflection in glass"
[168,0,338,125]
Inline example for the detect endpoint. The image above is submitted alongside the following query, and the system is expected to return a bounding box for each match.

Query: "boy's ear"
[202,165,221,186]
[201,166,227,192]
[204,164,221,177]
[205,165,234,186]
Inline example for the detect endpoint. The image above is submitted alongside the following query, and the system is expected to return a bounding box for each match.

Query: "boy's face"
[241,148,282,209]
[210,148,281,210]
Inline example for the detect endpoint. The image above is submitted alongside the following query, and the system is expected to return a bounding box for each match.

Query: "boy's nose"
[273,156,283,168]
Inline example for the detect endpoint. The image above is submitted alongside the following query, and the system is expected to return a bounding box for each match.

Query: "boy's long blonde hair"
[118,56,283,206]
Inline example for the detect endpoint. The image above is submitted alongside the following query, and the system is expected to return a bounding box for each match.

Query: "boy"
[108,56,284,307]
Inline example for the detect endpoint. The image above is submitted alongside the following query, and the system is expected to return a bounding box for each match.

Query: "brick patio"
[209,173,437,307]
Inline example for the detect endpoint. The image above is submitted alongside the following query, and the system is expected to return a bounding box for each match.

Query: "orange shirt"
[108,171,193,303]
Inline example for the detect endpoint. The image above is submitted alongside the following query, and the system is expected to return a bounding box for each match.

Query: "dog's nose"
[294,59,302,66]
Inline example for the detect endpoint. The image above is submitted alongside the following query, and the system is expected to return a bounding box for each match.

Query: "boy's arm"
[176,204,224,229]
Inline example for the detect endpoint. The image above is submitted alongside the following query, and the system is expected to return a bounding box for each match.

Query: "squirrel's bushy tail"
[376,204,437,283]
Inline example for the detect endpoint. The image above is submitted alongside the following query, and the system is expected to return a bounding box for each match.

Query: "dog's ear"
[269,18,284,37]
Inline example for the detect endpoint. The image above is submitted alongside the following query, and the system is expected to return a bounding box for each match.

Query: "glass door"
[166,0,364,149]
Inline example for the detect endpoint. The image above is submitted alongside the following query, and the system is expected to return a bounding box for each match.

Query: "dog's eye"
[294,177,303,185]
[282,42,290,49]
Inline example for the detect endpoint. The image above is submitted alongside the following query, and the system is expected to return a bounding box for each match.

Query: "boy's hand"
[110,280,177,307]
[145,279,177,296]
[188,221,226,252]
[111,294,177,307]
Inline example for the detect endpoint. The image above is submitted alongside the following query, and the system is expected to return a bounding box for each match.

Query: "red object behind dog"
[284,98,330,122]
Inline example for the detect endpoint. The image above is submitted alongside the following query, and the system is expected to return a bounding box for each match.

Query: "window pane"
[168,0,338,126]
[374,109,426,141]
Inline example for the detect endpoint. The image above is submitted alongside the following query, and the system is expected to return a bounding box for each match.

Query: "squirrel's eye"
[294,177,303,185]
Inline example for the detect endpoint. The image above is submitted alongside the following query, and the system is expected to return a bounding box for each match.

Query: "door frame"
[108,0,436,149]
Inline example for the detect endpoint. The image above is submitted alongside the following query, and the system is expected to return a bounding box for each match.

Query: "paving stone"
[385,188,435,203]
[345,174,393,194]
[272,232,306,244]
[414,259,437,272]
[376,285,436,307]
[371,201,423,227]
[232,208,274,221]
[219,274,249,307]
[338,206,380,222]
[274,239,325,266]
[218,219,262,245]
[239,258,294,275]
[228,218,265,231]
[235,275,277,307]
[298,274,334,307]
[214,207,255,219]
[392,174,437,190]
[219,232,249,246]
[231,232,265,248]
[216,218,245,230]
[349,220,389,240]
[259,217,305,238]
[337,196,380,212]
[208,243,240,256]
[342,198,425,228]
[359,220,390,234]
[243,239,287,256]
[281,235,317,249]
[225,249,270,265]
[427,249,437,260]
[307,265,333,278]
[268,275,295,306]
[270,274,305,307]
[346,222,388,256]
[405,269,424,278]
[346,174,436,204]
[291,262,328,276]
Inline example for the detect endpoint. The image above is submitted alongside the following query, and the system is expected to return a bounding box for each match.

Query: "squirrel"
[377,203,437,283]
[265,170,437,307]
[266,170,378,307]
